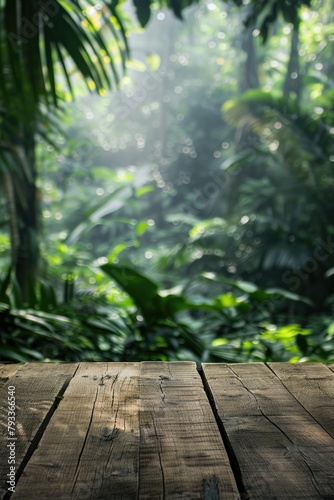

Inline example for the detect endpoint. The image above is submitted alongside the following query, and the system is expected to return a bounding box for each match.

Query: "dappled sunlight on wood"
[2,362,334,498]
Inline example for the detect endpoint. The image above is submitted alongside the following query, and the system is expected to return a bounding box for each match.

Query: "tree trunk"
[4,126,40,303]
[283,27,301,102]
[240,26,259,92]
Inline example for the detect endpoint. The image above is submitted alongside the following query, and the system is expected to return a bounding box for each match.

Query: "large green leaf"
[101,264,240,327]
[101,263,211,322]
[202,273,313,306]
[133,0,152,27]
[101,263,164,322]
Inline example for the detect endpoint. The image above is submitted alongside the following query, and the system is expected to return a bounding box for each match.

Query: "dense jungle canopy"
[1,0,334,363]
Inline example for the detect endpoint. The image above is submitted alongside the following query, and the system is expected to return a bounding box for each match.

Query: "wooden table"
[1,362,334,499]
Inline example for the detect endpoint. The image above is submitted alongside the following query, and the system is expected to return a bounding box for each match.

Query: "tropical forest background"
[1,0,334,363]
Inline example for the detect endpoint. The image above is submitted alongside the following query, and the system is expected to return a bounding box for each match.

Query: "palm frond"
[1,0,129,111]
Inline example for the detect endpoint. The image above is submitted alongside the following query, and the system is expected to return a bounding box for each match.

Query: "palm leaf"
[1,0,129,112]
[44,26,57,106]
[54,42,75,99]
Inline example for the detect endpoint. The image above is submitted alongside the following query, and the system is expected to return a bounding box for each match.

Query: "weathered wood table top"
[1,362,334,499]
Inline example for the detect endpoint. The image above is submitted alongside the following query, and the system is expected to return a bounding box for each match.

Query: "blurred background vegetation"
[1,0,334,363]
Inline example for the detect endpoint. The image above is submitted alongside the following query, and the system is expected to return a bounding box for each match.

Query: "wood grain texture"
[0,364,22,389]
[268,362,334,439]
[14,361,239,499]
[13,362,140,499]
[0,363,78,500]
[138,362,239,499]
[3,361,334,499]
[202,362,334,499]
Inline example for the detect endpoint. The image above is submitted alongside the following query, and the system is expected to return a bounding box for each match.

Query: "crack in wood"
[266,363,334,441]
[71,366,122,494]
[316,380,334,401]
[228,365,296,445]
[159,377,166,405]
[71,385,99,492]
[300,459,323,499]
[152,415,166,500]
[229,365,328,496]
[99,374,112,386]
[101,427,120,441]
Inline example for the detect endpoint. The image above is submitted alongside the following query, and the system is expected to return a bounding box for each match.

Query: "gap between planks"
[201,362,334,499]
[0,363,79,500]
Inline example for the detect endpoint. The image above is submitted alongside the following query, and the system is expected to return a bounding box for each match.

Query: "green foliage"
[3,253,332,363]
[230,0,313,42]
[1,0,334,365]
[0,0,129,112]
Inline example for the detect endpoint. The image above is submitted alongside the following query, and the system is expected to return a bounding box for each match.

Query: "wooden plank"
[13,362,141,499]
[0,364,22,389]
[268,362,334,439]
[328,363,334,373]
[138,361,239,499]
[202,362,334,499]
[0,363,78,500]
